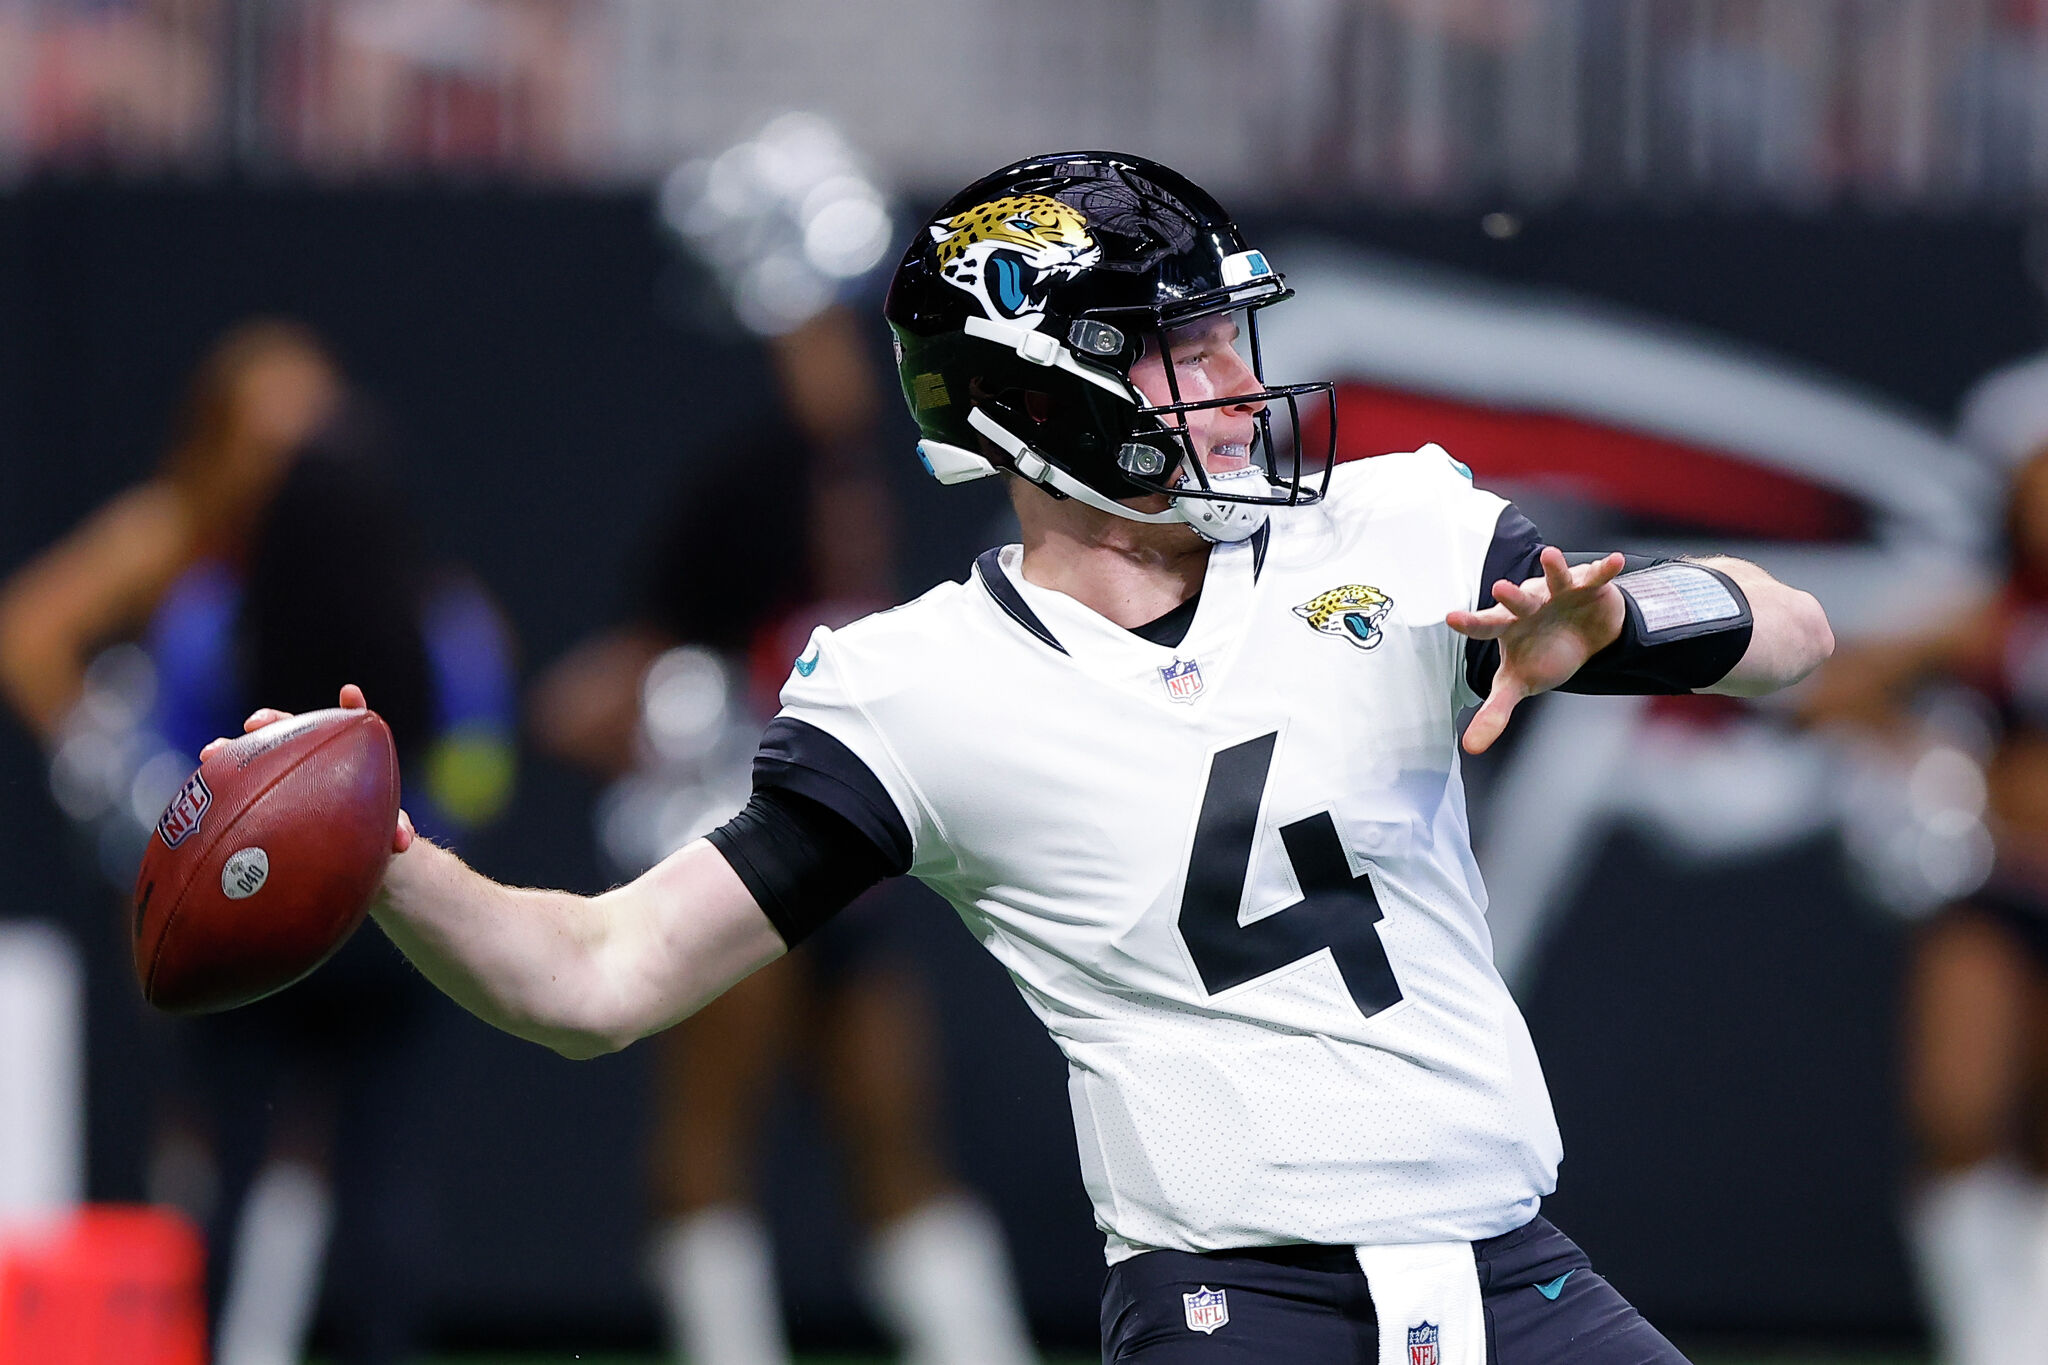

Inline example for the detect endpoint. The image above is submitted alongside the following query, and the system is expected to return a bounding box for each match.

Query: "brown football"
[133,707,400,1014]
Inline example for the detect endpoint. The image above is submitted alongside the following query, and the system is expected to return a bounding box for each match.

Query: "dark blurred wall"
[0,186,2042,1351]
[1274,208,2047,421]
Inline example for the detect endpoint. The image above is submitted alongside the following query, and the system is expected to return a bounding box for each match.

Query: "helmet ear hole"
[985,387,1052,430]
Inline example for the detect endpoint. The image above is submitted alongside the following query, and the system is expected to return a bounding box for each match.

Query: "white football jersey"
[774,446,1562,1260]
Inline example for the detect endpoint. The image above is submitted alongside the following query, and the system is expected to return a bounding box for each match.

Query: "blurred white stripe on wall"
[0,921,85,1230]
[1255,239,2006,985]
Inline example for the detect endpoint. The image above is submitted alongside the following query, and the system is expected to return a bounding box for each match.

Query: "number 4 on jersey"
[1176,732,1404,1018]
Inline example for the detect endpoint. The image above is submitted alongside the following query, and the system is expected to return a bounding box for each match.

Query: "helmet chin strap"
[1172,466,1275,544]
[965,408,1270,545]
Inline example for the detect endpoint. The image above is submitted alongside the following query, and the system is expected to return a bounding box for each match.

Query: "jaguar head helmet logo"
[1294,584,1394,650]
[930,194,1100,322]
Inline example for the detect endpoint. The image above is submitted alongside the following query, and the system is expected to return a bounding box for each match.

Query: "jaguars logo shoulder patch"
[1294,584,1394,650]
[928,193,1100,321]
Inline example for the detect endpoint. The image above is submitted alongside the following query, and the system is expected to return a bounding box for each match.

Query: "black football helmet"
[885,152,1335,543]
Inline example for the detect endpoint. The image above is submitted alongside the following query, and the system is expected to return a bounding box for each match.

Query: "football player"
[224,153,1833,1362]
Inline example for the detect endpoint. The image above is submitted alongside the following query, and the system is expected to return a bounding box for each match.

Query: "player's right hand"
[202,682,416,853]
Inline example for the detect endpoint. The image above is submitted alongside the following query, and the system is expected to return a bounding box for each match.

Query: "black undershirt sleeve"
[749,716,912,871]
[705,788,895,948]
[1464,503,1748,699]
[702,716,913,947]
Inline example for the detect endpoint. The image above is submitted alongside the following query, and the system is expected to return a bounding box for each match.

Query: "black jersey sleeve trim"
[1464,504,1546,698]
[751,716,913,875]
[705,787,893,947]
[974,548,1067,655]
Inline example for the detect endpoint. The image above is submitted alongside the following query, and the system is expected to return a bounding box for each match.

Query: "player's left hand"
[1446,548,1626,755]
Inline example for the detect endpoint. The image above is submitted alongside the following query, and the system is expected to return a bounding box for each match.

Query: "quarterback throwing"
[228,154,1832,1363]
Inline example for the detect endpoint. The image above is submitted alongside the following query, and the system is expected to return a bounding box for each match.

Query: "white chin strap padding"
[964,408,1270,544]
[1181,498,1268,544]
[1175,469,1273,544]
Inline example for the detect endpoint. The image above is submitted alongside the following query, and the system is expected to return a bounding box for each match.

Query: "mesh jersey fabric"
[764,447,1563,1260]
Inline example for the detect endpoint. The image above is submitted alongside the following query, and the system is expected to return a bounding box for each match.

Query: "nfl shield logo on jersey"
[1408,1320,1440,1365]
[1182,1285,1228,1334]
[1159,657,1204,702]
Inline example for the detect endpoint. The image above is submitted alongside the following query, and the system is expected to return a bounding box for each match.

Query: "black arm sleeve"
[705,788,895,948]
[702,715,914,947]
[1564,560,1753,694]
[1464,503,1751,698]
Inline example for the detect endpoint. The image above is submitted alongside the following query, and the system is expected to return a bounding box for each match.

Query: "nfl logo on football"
[1159,657,1204,703]
[157,772,212,849]
[1182,1285,1228,1334]
[1408,1320,1440,1365]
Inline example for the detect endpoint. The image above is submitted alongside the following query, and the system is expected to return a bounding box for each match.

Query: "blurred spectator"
[0,319,517,1365]
[1799,351,2048,1365]
[530,149,1038,1357]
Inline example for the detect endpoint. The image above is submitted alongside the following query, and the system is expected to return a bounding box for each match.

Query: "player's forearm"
[1692,555,1835,696]
[370,836,786,1059]
[371,839,642,1059]
[603,838,790,1041]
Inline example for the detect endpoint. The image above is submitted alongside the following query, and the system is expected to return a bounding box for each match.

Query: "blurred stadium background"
[4,1,2048,1362]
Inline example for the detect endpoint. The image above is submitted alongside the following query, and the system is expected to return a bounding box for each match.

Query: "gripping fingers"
[222,682,367,750]
[203,705,287,757]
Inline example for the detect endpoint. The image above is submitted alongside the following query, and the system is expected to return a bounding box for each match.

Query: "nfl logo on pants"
[1182,1286,1228,1334]
[1408,1321,1440,1365]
